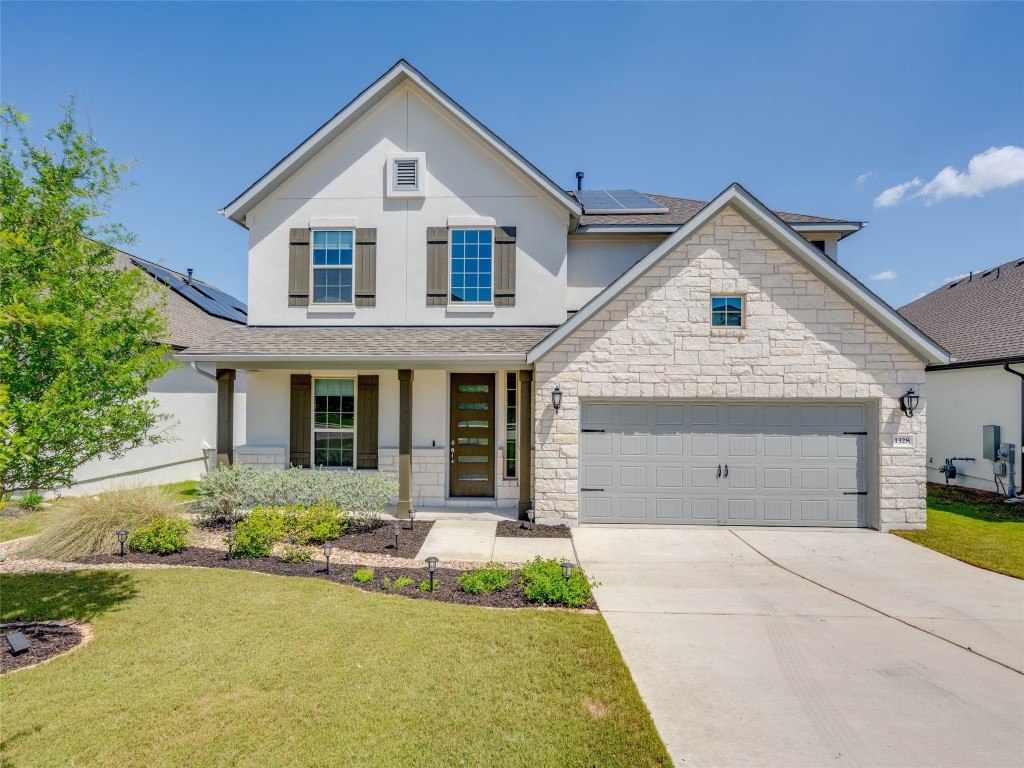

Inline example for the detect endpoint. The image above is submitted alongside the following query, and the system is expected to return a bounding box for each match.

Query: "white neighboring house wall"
[924,365,1023,493]
[62,362,246,497]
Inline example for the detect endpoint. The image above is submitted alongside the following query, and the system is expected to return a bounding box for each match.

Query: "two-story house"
[182,60,949,530]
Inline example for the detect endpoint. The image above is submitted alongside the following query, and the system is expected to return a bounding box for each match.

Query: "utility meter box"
[983,425,1001,460]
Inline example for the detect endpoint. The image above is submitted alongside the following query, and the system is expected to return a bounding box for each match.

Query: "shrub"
[232,507,286,558]
[16,492,44,510]
[194,464,259,522]
[353,568,374,583]
[393,575,414,590]
[279,545,313,563]
[418,578,439,592]
[458,563,514,594]
[519,557,595,608]
[285,502,349,544]
[128,518,189,555]
[25,486,182,560]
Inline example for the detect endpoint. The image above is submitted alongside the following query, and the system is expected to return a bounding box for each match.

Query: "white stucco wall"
[533,205,928,529]
[244,84,571,326]
[66,363,247,495]
[567,234,665,311]
[924,365,1023,493]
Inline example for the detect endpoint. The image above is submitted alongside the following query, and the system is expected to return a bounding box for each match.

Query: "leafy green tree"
[0,101,175,497]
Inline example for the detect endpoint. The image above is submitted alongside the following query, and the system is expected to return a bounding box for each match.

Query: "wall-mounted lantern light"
[116,530,129,557]
[322,542,334,575]
[552,384,562,411]
[899,388,920,418]
[225,531,237,561]
[560,561,575,580]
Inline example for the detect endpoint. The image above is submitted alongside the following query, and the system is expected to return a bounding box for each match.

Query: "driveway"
[572,527,1024,768]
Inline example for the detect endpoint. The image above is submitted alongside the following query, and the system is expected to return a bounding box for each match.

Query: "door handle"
[717,464,722,479]
[724,464,729,478]
[450,448,455,464]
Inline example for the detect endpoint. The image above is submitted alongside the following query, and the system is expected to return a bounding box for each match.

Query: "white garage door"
[579,401,870,526]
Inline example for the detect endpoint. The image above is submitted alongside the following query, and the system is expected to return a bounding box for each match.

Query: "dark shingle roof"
[574,192,858,228]
[898,258,1024,365]
[185,325,557,360]
[112,250,244,349]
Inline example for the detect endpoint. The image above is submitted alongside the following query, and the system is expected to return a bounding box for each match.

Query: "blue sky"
[3,1,1022,308]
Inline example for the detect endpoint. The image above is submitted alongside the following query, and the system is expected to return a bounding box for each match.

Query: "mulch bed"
[496,520,573,539]
[77,547,594,610]
[1,621,84,674]
[332,519,433,556]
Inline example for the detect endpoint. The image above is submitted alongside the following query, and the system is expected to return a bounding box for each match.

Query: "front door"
[449,373,496,497]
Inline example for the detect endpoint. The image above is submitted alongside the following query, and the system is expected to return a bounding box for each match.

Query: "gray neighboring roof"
[898,258,1024,366]
[573,192,861,229]
[181,325,558,362]
[112,250,244,350]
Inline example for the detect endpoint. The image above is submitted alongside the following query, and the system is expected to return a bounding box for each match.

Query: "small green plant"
[519,557,595,608]
[279,545,313,563]
[128,518,189,556]
[382,576,392,589]
[393,576,414,590]
[232,507,286,558]
[353,568,374,583]
[458,563,513,594]
[286,502,349,544]
[16,492,44,510]
[418,579,439,592]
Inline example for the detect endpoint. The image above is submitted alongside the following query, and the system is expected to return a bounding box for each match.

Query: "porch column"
[518,369,533,519]
[216,368,236,467]
[397,369,413,519]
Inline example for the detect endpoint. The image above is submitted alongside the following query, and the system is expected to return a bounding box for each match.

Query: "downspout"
[191,362,219,382]
[1003,363,1024,496]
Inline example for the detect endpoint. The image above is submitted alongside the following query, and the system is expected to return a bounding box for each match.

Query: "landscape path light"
[408,509,416,531]
[392,521,401,552]
[426,556,439,592]
[116,530,129,557]
[527,509,536,532]
[225,531,237,561]
[322,542,334,575]
[560,561,575,580]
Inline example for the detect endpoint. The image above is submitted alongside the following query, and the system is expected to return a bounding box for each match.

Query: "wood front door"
[449,373,496,497]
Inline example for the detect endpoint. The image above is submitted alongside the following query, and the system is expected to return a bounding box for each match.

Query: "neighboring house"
[899,261,1024,495]
[182,60,948,530]
[65,250,247,495]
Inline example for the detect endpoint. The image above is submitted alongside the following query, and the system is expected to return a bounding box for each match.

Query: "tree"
[0,101,175,497]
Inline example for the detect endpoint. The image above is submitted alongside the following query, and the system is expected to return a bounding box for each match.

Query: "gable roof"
[221,60,582,227]
[529,183,949,365]
[898,258,1024,367]
[573,192,864,232]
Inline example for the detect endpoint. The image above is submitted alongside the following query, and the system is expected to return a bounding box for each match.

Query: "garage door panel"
[726,498,756,521]
[691,405,719,425]
[619,434,647,455]
[800,500,829,521]
[656,405,685,425]
[799,436,829,457]
[656,466,684,488]
[691,434,719,456]
[582,465,612,488]
[728,435,756,456]
[690,466,720,487]
[691,498,719,520]
[763,435,792,457]
[727,466,756,489]
[584,403,613,425]
[655,434,684,456]
[581,494,612,519]
[619,466,647,487]
[764,499,792,521]
[582,432,612,455]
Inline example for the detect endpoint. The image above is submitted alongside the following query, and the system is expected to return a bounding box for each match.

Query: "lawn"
[894,482,1024,579]
[0,568,671,767]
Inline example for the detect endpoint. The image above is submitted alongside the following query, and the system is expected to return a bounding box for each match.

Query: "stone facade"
[234,444,288,469]
[532,205,927,530]
[378,448,446,507]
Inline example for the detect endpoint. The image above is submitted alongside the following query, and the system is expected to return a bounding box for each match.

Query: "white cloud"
[915,292,927,299]
[856,171,875,184]
[870,269,898,281]
[874,179,921,207]
[874,146,1024,208]
[941,272,970,285]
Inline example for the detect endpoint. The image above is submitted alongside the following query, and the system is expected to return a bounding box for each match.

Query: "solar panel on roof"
[577,189,668,215]
[132,259,247,324]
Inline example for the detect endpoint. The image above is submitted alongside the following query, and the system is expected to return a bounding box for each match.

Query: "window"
[450,228,493,304]
[505,372,517,478]
[312,230,353,304]
[313,378,355,467]
[711,295,743,327]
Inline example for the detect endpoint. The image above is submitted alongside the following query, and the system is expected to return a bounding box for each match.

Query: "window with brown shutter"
[426,227,449,305]
[288,229,311,306]
[494,226,516,306]
[355,228,377,306]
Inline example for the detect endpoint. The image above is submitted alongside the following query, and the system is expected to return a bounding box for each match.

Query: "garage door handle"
[843,431,868,436]
[582,429,606,433]
[717,464,722,479]
[724,464,729,478]
[843,491,868,495]
[581,487,605,492]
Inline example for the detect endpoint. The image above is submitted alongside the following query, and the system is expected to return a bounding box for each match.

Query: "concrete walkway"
[573,527,1024,768]
[414,520,576,564]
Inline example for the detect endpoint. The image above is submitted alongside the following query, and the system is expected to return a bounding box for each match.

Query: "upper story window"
[711,295,744,328]
[450,228,493,304]
[312,230,353,304]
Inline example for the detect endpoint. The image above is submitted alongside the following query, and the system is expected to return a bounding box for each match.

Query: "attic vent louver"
[388,153,426,198]
[395,159,418,189]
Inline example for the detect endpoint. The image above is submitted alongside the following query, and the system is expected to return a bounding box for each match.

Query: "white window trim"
[310,228,356,307]
[448,226,495,307]
[387,152,426,198]
[311,377,357,469]
[710,294,746,329]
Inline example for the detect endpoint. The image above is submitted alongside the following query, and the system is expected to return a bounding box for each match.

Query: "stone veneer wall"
[532,206,927,530]
[378,448,446,507]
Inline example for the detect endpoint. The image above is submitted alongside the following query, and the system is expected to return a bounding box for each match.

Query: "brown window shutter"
[289,374,312,467]
[288,228,311,307]
[357,375,379,469]
[355,228,377,307]
[426,227,449,306]
[493,226,516,306]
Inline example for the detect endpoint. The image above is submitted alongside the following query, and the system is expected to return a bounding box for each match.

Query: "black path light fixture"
[551,384,562,412]
[322,541,334,575]
[408,508,416,531]
[392,521,401,552]
[425,556,438,591]
[899,388,920,418]
[225,531,237,560]
[560,561,575,580]
[527,508,536,532]
[115,530,129,557]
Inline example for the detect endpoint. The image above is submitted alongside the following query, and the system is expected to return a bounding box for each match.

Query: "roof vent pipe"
[576,171,584,191]
[186,268,194,285]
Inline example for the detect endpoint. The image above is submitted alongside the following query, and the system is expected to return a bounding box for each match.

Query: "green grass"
[158,480,199,504]
[894,483,1024,579]
[0,506,61,543]
[0,569,671,767]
